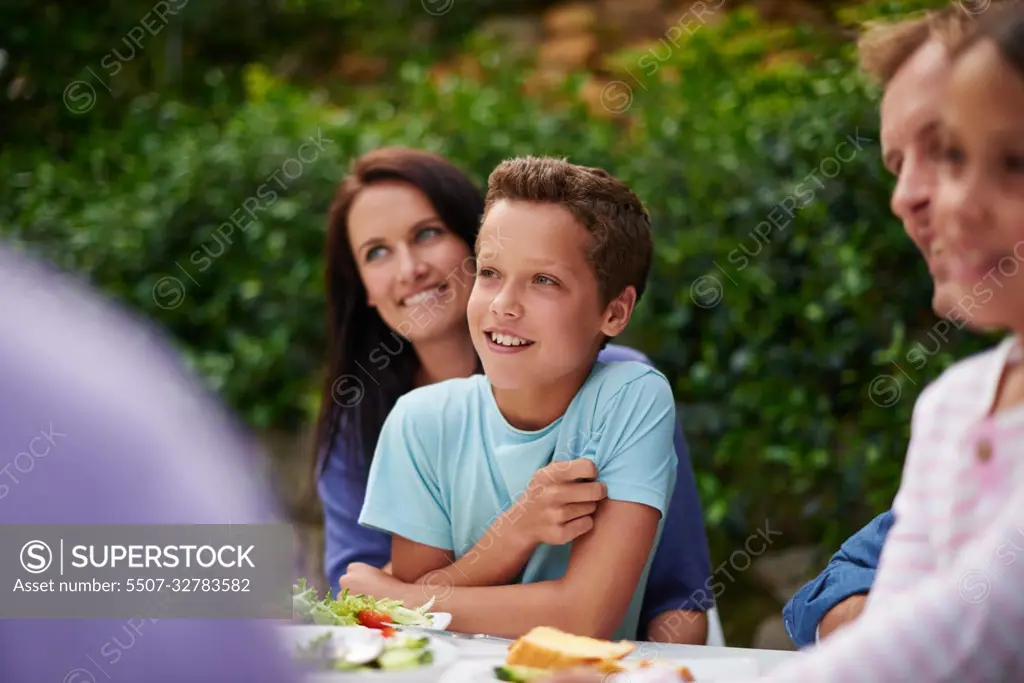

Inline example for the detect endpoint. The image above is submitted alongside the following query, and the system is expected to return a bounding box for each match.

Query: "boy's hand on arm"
[516,458,607,547]
[393,459,608,589]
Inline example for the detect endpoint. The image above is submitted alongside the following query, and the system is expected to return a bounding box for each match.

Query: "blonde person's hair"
[857,1,1018,85]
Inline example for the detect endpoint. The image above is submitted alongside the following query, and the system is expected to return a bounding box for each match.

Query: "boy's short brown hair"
[857,1,1017,85]
[482,156,653,307]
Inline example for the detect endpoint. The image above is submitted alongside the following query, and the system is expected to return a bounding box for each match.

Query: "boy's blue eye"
[477,267,496,278]
[534,275,556,285]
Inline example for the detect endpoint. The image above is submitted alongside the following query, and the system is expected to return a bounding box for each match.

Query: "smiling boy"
[352,156,678,641]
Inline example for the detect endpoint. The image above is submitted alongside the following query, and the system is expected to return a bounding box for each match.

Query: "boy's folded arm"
[394,531,536,588]
[391,536,454,584]
[398,371,676,638]
[392,499,660,638]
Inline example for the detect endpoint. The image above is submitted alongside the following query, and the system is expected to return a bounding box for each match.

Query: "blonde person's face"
[347,181,474,342]
[880,40,959,315]
[466,200,632,390]
[933,40,1024,332]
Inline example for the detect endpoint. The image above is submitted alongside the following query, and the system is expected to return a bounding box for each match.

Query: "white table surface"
[290,634,800,682]
[446,637,799,674]
[624,641,798,673]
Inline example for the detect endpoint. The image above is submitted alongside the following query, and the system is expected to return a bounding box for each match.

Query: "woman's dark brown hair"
[311,147,484,488]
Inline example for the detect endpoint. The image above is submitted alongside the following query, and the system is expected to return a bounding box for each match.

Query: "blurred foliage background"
[1,0,991,645]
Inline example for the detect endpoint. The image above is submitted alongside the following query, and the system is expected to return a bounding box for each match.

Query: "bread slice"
[505,627,635,669]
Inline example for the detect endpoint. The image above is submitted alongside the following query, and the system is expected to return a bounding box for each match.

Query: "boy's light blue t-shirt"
[358,360,678,641]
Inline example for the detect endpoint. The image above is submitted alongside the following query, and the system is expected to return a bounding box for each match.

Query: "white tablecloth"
[445,637,798,675]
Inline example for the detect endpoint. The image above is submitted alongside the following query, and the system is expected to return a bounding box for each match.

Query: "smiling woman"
[312,147,485,480]
[310,148,491,589]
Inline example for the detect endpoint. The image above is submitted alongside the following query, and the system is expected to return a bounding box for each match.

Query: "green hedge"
[2,0,529,155]
[1,1,992,550]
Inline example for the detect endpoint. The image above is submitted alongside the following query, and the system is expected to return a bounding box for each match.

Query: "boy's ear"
[599,286,637,338]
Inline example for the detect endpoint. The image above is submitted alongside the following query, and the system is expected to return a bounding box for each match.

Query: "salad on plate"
[292,579,445,636]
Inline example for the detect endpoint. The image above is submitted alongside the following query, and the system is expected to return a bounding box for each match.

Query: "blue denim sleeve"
[782,509,896,648]
[638,416,715,634]
[317,434,392,598]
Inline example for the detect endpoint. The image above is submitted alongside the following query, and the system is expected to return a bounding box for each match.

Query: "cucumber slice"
[383,635,429,651]
[377,648,433,670]
[494,665,550,682]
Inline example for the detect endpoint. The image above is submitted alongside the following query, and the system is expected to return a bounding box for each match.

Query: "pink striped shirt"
[743,335,1024,683]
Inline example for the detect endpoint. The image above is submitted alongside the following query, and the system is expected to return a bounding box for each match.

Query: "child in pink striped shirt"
[732,5,1024,681]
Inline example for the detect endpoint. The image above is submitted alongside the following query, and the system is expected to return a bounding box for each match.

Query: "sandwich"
[505,626,635,669]
[496,627,695,682]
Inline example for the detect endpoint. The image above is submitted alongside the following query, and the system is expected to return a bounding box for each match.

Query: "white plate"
[282,625,384,652]
[437,656,761,682]
[426,612,452,631]
[279,625,459,681]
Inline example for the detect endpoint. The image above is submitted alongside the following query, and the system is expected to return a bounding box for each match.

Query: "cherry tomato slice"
[357,610,393,630]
